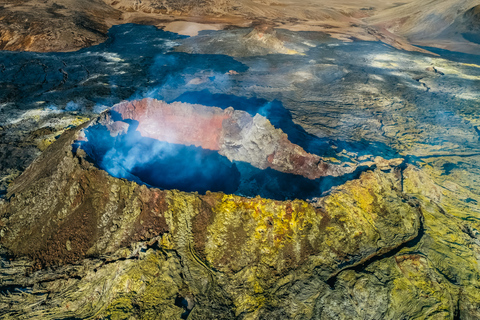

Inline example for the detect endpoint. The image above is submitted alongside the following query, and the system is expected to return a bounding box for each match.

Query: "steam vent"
[1,1,480,319]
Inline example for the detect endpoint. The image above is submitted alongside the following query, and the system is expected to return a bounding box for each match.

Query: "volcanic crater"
[77,98,358,200]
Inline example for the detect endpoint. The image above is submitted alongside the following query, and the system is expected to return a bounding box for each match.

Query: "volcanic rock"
[1,2,480,318]
[0,0,122,52]
[241,25,301,55]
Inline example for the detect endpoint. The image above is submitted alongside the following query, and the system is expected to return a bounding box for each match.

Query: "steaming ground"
[1,23,480,196]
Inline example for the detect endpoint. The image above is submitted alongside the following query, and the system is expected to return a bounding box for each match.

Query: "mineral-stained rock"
[111,98,230,151]
[240,25,301,55]
[0,113,91,196]
[0,112,423,318]
[109,98,355,179]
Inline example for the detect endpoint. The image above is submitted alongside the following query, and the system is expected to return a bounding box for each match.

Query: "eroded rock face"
[111,99,230,151]
[106,98,354,179]
[193,169,420,278]
[107,0,228,15]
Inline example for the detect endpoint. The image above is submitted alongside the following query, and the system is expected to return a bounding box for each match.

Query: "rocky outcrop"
[241,26,301,55]
[107,98,355,179]
[0,113,91,196]
[106,0,230,15]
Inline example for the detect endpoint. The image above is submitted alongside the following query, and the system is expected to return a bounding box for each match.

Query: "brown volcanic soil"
[0,0,122,52]
[1,0,479,53]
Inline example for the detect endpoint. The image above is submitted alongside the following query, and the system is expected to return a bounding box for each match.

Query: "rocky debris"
[0,242,189,319]
[108,98,356,179]
[0,118,423,318]
[425,65,445,75]
[106,0,229,16]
